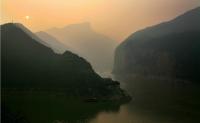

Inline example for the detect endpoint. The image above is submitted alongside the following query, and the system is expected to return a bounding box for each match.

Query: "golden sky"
[1,0,199,41]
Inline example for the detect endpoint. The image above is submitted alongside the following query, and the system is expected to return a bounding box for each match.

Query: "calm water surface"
[4,76,199,123]
[53,102,187,123]
[88,103,180,123]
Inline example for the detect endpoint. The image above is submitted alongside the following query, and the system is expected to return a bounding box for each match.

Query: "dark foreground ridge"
[1,23,131,102]
[1,22,131,123]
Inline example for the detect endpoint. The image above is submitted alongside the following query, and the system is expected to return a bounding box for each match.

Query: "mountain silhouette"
[1,23,130,99]
[46,22,118,75]
[36,31,70,54]
[15,23,50,47]
[113,7,200,82]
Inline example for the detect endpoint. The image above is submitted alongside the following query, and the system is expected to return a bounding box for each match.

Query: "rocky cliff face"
[113,7,200,82]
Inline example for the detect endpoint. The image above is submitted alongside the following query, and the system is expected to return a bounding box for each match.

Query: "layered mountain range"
[1,23,130,100]
[35,31,69,54]
[46,22,118,74]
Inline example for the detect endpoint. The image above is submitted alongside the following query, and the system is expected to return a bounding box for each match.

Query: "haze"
[1,0,199,41]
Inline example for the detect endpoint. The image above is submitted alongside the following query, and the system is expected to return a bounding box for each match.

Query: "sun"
[25,16,30,20]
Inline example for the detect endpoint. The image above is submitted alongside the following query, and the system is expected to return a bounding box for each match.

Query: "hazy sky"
[1,0,199,41]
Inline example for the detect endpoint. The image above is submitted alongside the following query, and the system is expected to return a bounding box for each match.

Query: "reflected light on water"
[89,104,166,123]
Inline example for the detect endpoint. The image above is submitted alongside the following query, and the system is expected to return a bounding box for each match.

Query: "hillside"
[1,23,130,100]
[113,7,200,82]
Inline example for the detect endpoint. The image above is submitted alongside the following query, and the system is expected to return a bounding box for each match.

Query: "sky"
[1,0,199,42]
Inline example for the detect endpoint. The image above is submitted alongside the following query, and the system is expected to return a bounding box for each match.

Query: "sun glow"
[25,16,30,20]
[1,0,199,41]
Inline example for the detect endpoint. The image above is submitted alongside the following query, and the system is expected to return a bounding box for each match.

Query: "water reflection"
[89,101,200,123]
[2,91,122,123]
[2,76,200,123]
[46,76,200,123]
[108,76,200,123]
[90,103,169,123]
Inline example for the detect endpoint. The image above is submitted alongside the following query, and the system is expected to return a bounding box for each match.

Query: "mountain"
[1,23,130,100]
[11,23,69,54]
[36,31,69,54]
[113,7,200,82]
[14,23,51,47]
[46,22,118,75]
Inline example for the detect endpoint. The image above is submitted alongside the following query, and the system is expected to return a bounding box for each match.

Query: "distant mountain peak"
[35,31,69,54]
[45,22,117,74]
[63,22,92,31]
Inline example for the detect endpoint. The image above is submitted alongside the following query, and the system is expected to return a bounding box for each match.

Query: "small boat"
[84,98,98,102]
